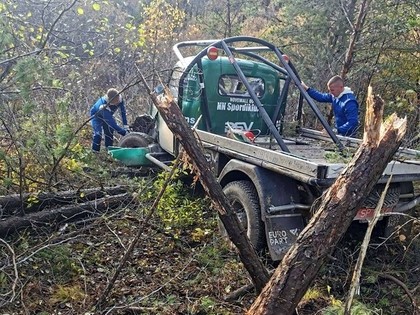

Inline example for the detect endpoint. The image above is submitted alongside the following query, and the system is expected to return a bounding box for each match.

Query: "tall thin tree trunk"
[226,0,232,37]
[341,0,369,79]
[328,0,370,125]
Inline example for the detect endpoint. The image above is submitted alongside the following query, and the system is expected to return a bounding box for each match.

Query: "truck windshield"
[168,67,184,100]
[218,75,265,98]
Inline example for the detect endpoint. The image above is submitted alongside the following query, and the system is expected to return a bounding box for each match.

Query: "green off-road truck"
[112,36,420,261]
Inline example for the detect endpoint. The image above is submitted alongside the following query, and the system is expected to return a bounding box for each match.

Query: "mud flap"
[265,213,305,261]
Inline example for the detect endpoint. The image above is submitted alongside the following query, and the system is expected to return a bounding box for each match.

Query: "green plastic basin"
[107,146,152,166]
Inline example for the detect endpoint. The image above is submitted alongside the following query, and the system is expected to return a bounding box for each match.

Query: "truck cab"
[160,51,288,156]
[181,56,284,135]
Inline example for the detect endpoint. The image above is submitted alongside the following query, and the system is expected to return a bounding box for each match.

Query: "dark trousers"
[91,118,114,152]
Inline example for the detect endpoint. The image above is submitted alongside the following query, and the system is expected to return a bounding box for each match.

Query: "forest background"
[1,0,419,194]
[0,0,419,314]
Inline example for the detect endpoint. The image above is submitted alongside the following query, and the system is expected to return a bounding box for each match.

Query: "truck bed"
[196,128,420,186]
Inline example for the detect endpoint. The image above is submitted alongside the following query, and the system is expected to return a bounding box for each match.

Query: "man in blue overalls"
[90,88,128,152]
[302,76,359,137]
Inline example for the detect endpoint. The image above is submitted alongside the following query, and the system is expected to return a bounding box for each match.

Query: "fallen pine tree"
[0,185,128,217]
[0,193,134,237]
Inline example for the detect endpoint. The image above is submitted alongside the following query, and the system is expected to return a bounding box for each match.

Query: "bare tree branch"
[38,0,79,51]
[0,238,18,307]
[378,273,419,314]
[344,174,393,314]
[94,154,182,310]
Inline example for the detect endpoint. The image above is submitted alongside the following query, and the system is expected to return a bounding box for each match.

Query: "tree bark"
[0,193,131,237]
[145,83,270,292]
[247,87,407,314]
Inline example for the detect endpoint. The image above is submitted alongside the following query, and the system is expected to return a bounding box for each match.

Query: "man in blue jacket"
[301,76,359,137]
[90,88,129,152]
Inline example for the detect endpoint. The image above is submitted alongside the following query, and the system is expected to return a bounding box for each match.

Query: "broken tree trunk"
[0,193,131,237]
[145,81,269,293]
[0,186,128,217]
[247,87,407,315]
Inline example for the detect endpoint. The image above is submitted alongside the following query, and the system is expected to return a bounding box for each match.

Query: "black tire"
[222,180,265,251]
[130,115,155,135]
[118,132,153,148]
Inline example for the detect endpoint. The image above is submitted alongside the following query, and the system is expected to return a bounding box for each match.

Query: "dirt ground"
[1,191,419,315]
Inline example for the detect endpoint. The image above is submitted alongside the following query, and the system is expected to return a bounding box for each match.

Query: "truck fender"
[218,159,301,221]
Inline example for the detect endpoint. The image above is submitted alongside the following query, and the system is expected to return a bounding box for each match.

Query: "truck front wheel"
[222,180,265,251]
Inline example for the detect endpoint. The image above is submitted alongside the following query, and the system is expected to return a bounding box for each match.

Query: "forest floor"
[1,170,419,315]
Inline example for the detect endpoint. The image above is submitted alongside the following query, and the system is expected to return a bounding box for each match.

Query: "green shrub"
[322,300,379,315]
[143,168,212,232]
[35,245,82,283]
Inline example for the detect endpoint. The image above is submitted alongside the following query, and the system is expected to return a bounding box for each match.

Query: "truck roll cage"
[172,36,345,152]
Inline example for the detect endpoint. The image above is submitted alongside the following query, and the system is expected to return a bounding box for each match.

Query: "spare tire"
[130,115,155,134]
[118,132,154,148]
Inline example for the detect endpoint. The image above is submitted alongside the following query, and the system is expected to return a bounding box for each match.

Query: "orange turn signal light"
[207,46,219,60]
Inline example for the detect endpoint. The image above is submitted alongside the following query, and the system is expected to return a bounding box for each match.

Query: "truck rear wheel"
[118,132,153,148]
[221,180,265,251]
